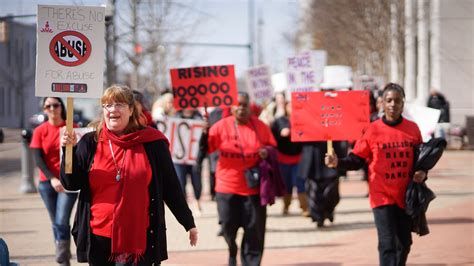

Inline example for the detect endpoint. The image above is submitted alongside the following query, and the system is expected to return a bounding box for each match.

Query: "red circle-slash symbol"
[49,31,92,67]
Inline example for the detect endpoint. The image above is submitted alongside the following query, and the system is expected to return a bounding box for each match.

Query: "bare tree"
[303,0,405,81]
[114,0,205,98]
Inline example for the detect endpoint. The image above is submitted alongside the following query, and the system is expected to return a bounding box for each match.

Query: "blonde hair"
[93,85,144,140]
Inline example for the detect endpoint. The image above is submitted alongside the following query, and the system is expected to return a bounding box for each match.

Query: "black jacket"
[405,181,436,236]
[271,116,303,156]
[427,94,450,123]
[60,132,195,263]
[406,137,446,236]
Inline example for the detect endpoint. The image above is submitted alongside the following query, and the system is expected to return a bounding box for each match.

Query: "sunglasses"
[44,103,61,110]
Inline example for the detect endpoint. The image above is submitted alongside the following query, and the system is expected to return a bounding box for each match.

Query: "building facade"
[433,0,473,125]
[0,20,38,128]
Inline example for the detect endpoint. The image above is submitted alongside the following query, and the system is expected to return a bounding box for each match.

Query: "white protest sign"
[245,65,273,104]
[403,104,441,142]
[286,50,327,92]
[156,118,205,165]
[36,5,105,98]
[320,65,353,90]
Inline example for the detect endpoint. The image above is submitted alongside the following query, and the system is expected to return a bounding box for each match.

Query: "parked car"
[28,109,91,128]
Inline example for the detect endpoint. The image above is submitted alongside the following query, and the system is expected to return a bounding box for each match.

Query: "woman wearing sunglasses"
[30,97,78,265]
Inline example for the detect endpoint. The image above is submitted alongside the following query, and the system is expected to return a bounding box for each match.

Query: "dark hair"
[133,90,150,111]
[382,83,405,99]
[42,97,66,120]
[238,91,250,101]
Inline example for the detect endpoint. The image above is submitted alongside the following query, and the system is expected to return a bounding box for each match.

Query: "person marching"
[173,108,204,215]
[30,97,78,265]
[270,97,308,216]
[203,92,276,266]
[325,83,426,265]
[60,85,198,265]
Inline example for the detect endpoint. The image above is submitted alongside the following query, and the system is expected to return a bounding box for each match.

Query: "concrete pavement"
[0,128,473,265]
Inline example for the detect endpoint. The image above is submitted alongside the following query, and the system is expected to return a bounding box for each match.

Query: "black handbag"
[244,166,260,189]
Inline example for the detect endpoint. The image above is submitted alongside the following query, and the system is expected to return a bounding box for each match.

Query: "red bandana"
[102,125,167,262]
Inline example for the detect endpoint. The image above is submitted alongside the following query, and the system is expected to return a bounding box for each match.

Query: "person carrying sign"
[325,83,426,265]
[173,108,204,215]
[30,97,78,265]
[298,140,345,227]
[202,92,276,266]
[60,85,198,265]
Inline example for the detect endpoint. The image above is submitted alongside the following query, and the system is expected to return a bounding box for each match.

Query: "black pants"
[373,204,413,266]
[89,234,157,266]
[216,193,266,266]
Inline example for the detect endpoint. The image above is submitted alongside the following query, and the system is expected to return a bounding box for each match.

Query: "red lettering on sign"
[187,123,203,160]
[49,31,92,67]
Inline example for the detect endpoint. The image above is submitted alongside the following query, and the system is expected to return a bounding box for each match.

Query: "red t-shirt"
[88,137,152,237]
[30,121,66,182]
[352,118,422,209]
[208,116,276,196]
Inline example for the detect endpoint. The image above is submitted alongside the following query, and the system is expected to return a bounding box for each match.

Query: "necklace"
[108,140,126,182]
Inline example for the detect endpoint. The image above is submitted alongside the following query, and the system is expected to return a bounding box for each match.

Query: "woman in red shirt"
[30,97,78,265]
[61,85,197,265]
[205,92,276,266]
[325,83,427,266]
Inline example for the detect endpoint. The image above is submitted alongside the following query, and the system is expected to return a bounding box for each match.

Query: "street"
[0,128,473,265]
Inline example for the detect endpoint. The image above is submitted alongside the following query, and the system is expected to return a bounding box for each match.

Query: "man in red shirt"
[205,92,276,266]
[325,83,427,266]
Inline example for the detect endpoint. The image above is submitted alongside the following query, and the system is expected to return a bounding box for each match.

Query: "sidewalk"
[0,133,473,265]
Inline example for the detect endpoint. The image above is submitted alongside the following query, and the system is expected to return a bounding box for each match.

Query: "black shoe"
[328,212,334,223]
[317,220,324,228]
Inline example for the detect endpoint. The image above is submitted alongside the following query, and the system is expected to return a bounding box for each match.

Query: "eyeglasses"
[102,103,129,111]
[43,103,61,110]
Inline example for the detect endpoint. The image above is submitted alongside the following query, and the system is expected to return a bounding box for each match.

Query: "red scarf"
[102,125,167,263]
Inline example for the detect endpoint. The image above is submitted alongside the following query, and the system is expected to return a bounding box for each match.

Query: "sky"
[1,0,300,119]
[1,0,300,78]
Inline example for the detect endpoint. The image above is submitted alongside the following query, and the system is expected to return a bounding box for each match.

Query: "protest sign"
[403,104,441,142]
[36,5,105,98]
[156,118,205,165]
[286,50,326,92]
[245,65,273,104]
[170,65,238,110]
[291,90,370,141]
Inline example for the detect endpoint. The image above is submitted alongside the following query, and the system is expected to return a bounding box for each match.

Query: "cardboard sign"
[36,5,105,98]
[245,65,273,104]
[286,50,326,92]
[170,65,238,110]
[291,90,370,141]
[403,104,441,142]
[156,118,205,165]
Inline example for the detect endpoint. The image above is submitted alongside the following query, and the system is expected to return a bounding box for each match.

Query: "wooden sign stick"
[65,97,74,174]
[327,140,334,156]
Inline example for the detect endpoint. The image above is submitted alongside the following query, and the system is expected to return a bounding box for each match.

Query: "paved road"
[0,128,473,265]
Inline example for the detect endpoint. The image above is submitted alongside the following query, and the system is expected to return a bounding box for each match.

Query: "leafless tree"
[303,0,405,81]
[114,0,206,98]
